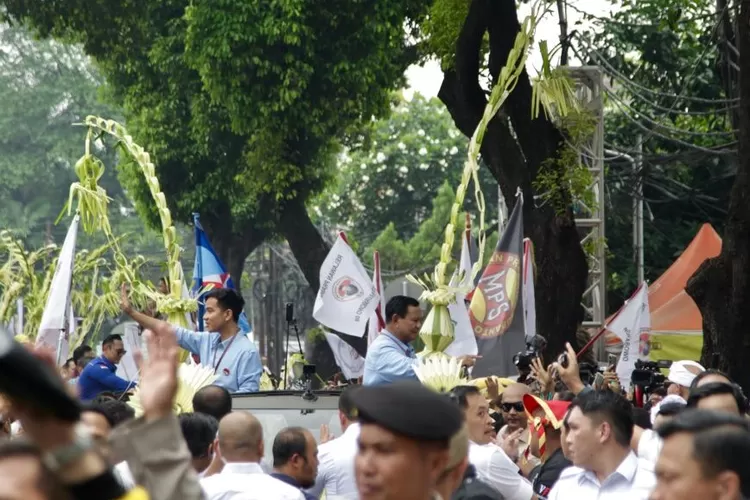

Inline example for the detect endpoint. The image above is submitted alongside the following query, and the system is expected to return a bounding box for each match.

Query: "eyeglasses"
[501,402,525,412]
[115,349,127,356]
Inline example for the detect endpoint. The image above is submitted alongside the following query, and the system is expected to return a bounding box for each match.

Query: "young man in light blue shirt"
[121,285,262,393]
[363,295,475,386]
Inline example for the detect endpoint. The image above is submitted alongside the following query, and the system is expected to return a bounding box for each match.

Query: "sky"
[405,0,613,98]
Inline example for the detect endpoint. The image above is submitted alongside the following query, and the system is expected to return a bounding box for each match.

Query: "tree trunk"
[686,0,750,391]
[438,0,588,359]
[277,196,331,291]
[206,215,268,294]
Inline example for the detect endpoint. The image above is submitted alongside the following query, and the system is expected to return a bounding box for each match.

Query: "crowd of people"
[0,293,749,500]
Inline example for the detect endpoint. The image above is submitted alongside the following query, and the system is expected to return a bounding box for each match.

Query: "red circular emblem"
[223,368,230,376]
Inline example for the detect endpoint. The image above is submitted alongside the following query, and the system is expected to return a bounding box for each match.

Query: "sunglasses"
[115,349,127,356]
[501,402,525,412]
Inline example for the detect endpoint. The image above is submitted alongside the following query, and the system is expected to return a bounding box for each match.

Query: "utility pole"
[635,134,644,284]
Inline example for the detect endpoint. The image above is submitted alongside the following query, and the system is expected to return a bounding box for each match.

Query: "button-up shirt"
[175,327,262,393]
[78,356,135,401]
[306,423,360,499]
[362,331,417,386]
[469,441,533,500]
[200,462,305,500]
[547,451,655,500]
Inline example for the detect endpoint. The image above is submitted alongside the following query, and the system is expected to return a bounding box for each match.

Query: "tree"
[0,23,165,262]
[422,0,589,357]
[580,0,736,308]
[315,93,499,245]
[1,0,434,292]
[686,0,750,391]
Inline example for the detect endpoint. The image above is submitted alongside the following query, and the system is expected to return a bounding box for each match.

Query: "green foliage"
[533,109,598,216]
[2,0,435,286]
[582,0,735,307]
[422,0,472,69]
[315,93,498,246]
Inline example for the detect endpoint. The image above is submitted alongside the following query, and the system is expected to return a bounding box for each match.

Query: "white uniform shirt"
[306,423,360,499]
[468,442,533,500]
[636,429,662,469]
[547,451,655,500]
[200,462,305,500]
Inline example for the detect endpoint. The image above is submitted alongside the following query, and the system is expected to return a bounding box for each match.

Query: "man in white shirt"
[200,412,304,500]
[650,409,750,500]
[307,386,362,499]
[548,390,655,500]
[449,385,533,500]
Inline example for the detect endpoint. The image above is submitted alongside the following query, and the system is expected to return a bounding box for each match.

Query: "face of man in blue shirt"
[203,297,235,333]
[102,338,126,365]
[388,305,423,343]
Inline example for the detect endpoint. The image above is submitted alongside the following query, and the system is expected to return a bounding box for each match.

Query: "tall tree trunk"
[206,215,268,294]
[277,196,330,291]
[438,0,588,359]
[687,0,750,391]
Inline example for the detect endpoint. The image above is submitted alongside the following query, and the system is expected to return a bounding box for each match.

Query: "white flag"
[324,332,365,380]
[446,230,478,357]
[367,251,386,346]
[116,323,142,382]
[522,238,537,340]
[36,215,79,364]
[313,234,379,337]
[607,283,650,388]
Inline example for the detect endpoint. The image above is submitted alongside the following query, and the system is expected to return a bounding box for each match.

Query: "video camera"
[513,335,548,371]
[630,359,667,392]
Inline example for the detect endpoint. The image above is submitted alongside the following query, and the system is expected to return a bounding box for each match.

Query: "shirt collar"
[581,451,639,487]
[270,472,301,489]
[221,462,264,475]
[382,330,415,355]
[98,356,116,370]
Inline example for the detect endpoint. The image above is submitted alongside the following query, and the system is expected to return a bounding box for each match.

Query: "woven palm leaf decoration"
[127,363,217,417]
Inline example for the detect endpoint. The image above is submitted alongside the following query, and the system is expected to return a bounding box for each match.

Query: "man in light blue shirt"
[121,285,262,393]
[364,295,475,386]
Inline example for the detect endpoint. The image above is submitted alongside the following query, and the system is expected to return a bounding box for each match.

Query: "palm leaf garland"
[127,363,218,417]
[413,352,469,393]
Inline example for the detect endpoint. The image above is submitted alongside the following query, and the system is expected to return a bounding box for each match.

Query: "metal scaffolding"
[567,66,606,336]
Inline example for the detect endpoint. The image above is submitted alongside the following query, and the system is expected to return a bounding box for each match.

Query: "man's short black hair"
[569,390,634,447]
[384,295,419,323]
[448,385,482,410]
[690,369,732,391]
[203,288,245,323]
[102,334,122,348]
[688,382,747,413]
[272,427,310,468]
[657,409,750,497]
[339,385,363,419]
[83,400,135,428]
[72,345,93,364]
[179,412,219,459]
[192,385,232,421]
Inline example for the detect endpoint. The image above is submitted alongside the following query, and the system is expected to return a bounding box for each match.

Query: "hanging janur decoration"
[408,0,580,359]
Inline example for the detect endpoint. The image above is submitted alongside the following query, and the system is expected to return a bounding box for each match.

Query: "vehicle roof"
[231,390,342,410]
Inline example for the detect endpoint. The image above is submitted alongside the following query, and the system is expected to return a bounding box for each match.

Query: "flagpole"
[576,282,646,358]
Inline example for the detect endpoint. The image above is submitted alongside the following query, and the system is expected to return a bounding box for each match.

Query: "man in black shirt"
[523,394,572,498]
[452,463,502,500]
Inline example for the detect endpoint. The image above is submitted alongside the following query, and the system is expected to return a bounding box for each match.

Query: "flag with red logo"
[469,193,526,377]
[314,233,379,337]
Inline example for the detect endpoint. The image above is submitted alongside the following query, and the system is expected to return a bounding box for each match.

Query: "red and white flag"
[367,251,386,346]
[313,233,379,337]
[607,282,651,388]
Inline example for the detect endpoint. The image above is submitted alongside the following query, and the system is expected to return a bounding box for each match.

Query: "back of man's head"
[569,389,634,448]
[193,385,232,421]
[272,426,309,468]
[179,412,219,459]
[218,412,264,462]
[657,409,750,498]
[448,385,482,410]
[339,385,363,422]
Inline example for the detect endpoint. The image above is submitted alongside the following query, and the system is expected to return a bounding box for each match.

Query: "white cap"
[668,360,705,388]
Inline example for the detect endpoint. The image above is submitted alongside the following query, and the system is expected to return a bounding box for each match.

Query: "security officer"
[352,381,462,500]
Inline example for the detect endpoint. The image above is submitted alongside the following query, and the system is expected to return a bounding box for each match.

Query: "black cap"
[351,381,462,442]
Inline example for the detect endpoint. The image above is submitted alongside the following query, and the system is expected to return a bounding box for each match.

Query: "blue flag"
[192,213,251,333]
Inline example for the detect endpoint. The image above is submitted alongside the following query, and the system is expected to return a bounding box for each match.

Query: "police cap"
[351,381,462,442]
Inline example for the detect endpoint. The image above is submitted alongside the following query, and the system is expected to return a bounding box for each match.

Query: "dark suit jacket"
[270,472,317,500]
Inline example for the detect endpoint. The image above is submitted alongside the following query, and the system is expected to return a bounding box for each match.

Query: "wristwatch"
[42,423,95,472]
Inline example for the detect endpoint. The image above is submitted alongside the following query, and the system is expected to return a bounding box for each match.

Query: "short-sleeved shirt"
[547,451,655,500]
[362,331,418,386]
[174,327,262,393]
